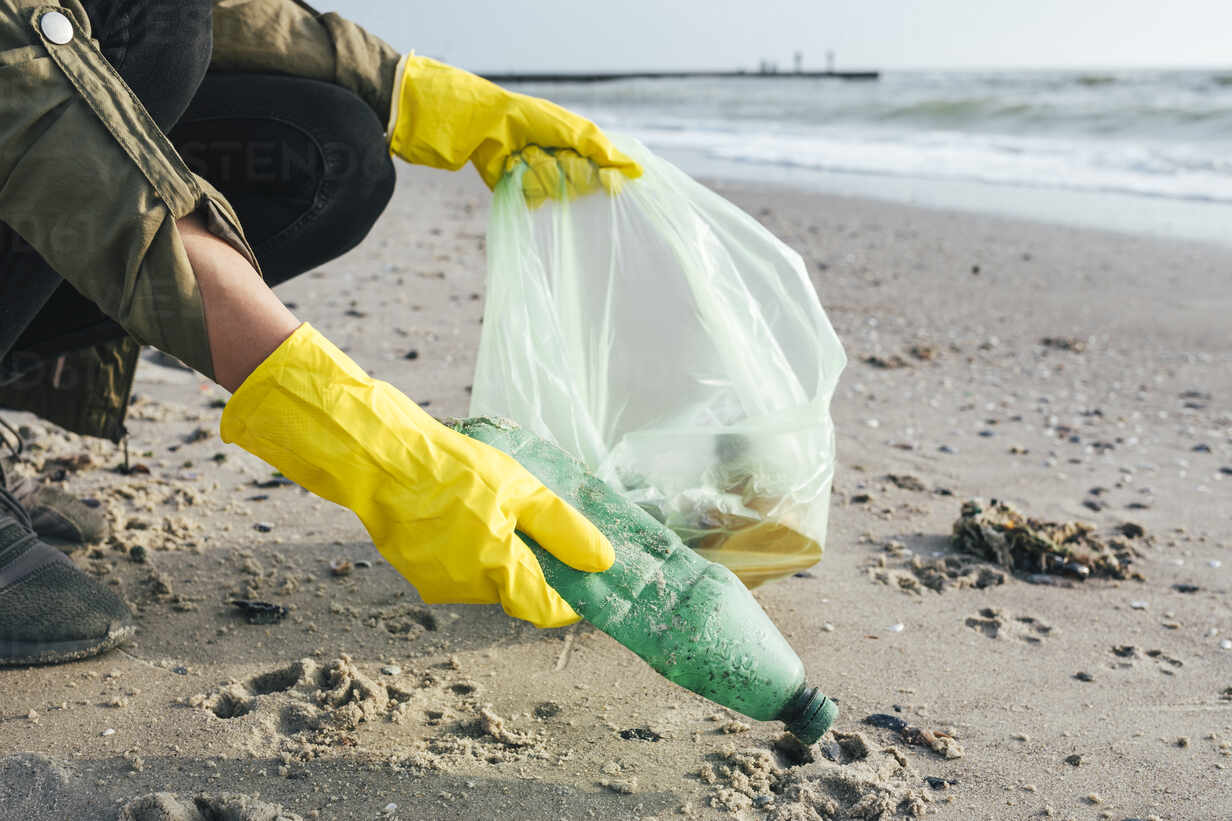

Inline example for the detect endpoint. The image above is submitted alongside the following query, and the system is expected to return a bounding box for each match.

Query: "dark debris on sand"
[230,599,289,625]
[952,499,1145,582]
[860,714,964,759]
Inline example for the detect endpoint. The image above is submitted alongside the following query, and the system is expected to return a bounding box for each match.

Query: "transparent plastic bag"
[471,137,846,587]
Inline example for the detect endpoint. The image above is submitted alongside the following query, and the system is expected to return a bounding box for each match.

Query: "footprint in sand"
[192,656,421,741]
[118,792,301,821]
[964,607,1054,643]
[190,655,559,776]
[189,655,502,762]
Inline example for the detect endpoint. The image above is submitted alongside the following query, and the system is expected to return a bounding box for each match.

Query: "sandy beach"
[2,164,1229,820]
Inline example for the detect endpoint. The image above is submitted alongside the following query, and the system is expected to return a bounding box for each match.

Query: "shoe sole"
[37,534,83,554]
[0,621,135,667]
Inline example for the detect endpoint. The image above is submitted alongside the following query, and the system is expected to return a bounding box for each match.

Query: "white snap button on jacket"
[40,11,74,45]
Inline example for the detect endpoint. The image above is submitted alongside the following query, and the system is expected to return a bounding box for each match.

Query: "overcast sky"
[326,0,1231,72]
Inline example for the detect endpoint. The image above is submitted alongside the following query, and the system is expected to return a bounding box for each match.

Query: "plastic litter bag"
[472,137,846,587]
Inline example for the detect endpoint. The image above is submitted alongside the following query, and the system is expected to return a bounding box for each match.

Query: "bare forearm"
[176,215,300,392]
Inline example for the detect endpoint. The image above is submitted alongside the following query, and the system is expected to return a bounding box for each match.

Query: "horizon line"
[460,62,1232,76]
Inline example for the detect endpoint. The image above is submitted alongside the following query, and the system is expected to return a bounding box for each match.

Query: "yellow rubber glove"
[219,324,614,627]
[387,54,641,201]
[514,145,632,209]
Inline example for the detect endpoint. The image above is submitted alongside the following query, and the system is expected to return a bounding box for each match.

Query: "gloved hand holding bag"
[387,54,642,204]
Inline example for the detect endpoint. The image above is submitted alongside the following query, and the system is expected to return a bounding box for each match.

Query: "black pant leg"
[77,0,214,130]
[0,233,61,372]
[171,73,396,286]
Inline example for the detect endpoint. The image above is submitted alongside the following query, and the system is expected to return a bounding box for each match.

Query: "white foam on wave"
[528,70,1232,207]
[618,125,1232,205]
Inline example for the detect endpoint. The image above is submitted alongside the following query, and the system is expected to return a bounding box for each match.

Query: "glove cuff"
[385,51,412,151]
[220,322,372,449]
[388,54,508,174]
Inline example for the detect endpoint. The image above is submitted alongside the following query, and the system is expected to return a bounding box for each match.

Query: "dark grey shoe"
[0,489,133,666]
[11,477,108,547]
[0,460,108,548]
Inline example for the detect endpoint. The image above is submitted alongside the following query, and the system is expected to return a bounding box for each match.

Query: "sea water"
[508,69,1232,245]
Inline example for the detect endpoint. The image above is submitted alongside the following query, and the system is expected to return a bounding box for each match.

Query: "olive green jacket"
[0,0,399,440]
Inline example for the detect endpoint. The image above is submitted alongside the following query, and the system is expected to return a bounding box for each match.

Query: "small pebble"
[1073,672,1095,682]
[1220,640,1232,651]
[381,665,402,676]
[1175,737,1189,748]
[101,728,116,737]
[599,777,638,795]
[618,727,663,742]
[253,522,274,533]
[821,622,835,632]
[1130,601,1149,610]
[1086,792,1103,805]
[534,702,562,719]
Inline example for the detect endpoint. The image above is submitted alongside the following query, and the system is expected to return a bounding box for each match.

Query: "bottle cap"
[779,685,837,745]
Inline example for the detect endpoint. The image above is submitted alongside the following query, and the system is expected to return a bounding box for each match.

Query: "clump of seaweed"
[952,499,1144,581]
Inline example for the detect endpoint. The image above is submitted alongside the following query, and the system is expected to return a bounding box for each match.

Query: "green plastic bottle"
[450,417,836,744]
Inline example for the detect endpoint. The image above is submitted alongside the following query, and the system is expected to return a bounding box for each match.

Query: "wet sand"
[2,165,1230,819]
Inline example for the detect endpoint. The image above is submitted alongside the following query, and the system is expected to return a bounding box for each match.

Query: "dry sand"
[2,165,1230,820]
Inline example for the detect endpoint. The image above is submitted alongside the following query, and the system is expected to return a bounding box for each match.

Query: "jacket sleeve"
[0,0,258,380]
[210,0,401,125]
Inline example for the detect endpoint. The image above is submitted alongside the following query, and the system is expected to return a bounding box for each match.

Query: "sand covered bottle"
[450,417,837,744]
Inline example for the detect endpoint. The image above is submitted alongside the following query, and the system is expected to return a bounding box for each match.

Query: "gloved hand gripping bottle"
[450,417,837,744]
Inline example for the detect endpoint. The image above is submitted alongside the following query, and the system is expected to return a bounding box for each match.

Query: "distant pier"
[481,69,880,84]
